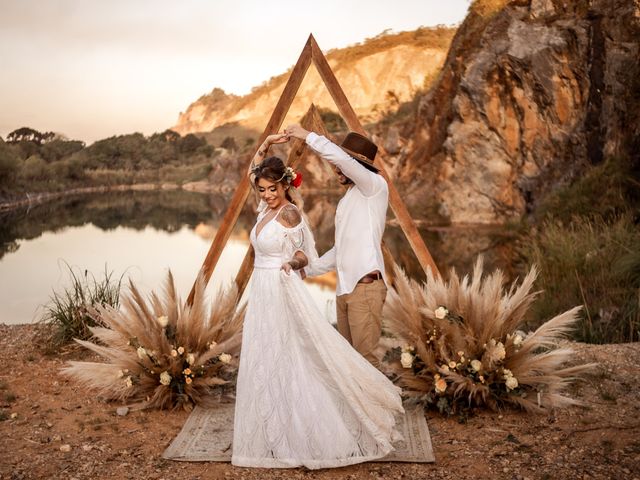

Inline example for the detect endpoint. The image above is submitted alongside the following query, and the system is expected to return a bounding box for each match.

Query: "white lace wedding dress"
[231,202,404,469]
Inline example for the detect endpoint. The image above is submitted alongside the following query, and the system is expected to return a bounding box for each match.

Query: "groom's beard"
[335,168,353,185]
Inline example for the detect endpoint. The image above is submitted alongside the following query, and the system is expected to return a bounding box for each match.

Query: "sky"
[0,0,470,144]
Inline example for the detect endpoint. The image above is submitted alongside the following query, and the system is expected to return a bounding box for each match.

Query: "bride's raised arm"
[247,133,289,179]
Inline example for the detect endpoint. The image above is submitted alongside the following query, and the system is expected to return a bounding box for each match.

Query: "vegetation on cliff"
[0,128,217,202]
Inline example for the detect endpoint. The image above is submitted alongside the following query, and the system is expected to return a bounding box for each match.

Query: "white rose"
[434,306,448,319]
[187,353,195,365]
[117,369,125,378]
[505,375,519,391]
[495,342,506,361]
[136,347,147,359]
[471,359,482,372]
[218,353,232,364]
[400,352,414,369]
[177,346,185,355]
[125,376,133,388]
[513,334,523,347]
[209,341,217,350]
[157,315,169,328]
[160,371,171,386]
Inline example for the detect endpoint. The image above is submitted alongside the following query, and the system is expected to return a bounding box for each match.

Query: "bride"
[231,133,404,469]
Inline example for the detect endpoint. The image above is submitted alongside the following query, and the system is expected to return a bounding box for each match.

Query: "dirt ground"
[1,324,639,480]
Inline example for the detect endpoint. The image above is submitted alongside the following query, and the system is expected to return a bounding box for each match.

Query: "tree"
[0,142,20,185]
[7,127,55,145]
[180,134,206,154]
[220,136,238,152]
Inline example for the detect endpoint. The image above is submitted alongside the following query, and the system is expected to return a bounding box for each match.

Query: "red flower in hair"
[291,171,303,188]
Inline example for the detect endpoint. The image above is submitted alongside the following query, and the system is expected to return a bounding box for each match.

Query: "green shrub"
[520,215,640,343]
[536,157,640,223]
[19,155,48,180]
[0,143,20,185]
[41,263,123,352]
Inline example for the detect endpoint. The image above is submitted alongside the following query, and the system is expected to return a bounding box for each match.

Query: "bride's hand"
[280,262,293,275]
[265,133,289,145]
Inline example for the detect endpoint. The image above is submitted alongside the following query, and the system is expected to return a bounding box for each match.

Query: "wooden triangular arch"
[187,34,439,305]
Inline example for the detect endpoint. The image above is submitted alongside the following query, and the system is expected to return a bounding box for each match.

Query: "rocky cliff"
[388,0,640,224]
[173,28,456,135]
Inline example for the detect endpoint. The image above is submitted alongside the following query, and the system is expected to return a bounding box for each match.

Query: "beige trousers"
[336,279,387,368]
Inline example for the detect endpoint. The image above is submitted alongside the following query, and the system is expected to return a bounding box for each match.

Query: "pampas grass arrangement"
[62,270,245,411]
[383,258,595,414]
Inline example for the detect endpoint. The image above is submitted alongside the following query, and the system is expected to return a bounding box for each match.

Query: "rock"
[59,444,72,452]
[399,0,640,224]
[116,407,129,416]
[10,412,18,419]
[172,32,456,136]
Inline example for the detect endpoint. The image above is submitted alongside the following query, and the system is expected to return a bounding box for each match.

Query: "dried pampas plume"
[62,270,245,410]
[384,257,596,413]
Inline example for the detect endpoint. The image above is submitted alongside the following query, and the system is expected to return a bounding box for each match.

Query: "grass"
[519,215,640,343]
[41,262,123,352]
[535,157,640,223]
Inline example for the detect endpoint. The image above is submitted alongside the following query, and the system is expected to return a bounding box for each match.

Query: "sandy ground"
[1,323,639,480]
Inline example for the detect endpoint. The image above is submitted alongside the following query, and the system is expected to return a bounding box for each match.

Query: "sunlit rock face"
[394,0,640,224]
[172,29,455,136]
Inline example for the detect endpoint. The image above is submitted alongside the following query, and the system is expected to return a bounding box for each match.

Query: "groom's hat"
[339,132,379,172]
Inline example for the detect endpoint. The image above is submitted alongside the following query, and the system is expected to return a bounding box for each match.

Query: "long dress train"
[231,203,403,469]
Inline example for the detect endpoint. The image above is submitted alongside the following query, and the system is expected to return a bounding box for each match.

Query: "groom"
[284,124,388,369]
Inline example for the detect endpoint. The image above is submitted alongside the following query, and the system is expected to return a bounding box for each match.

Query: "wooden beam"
[187,37,314,306]
[309,35,440,278]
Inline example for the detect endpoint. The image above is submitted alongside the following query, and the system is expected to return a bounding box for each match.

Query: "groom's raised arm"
[285,125,381,197]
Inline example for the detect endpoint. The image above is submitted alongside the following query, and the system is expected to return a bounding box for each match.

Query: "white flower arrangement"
[62,270,245,411]
[400,352,414,369]
[383,259,595,414]
[434,306,448,319]
[471,359,482,372]
[157,315,169,328]
[160,371,171,386]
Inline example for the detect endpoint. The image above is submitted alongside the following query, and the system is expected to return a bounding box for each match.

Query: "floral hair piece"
[277,166,303,188]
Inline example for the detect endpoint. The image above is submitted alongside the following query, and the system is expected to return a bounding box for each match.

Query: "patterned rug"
[163,403,435,464]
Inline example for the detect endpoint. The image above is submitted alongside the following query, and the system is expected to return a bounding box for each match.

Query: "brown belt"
[358,272,382,284]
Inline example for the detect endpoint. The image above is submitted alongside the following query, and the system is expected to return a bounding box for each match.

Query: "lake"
[0,189,519,325]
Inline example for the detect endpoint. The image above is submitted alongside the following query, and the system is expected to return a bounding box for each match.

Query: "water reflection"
[0,190,518,325]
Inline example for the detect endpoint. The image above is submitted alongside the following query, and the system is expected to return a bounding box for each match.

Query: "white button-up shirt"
[304,132,388,296]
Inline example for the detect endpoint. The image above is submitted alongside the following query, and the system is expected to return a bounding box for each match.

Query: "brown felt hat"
[339,132,379,172]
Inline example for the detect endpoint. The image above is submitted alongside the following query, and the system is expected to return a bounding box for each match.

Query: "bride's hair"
[252,156,302,207]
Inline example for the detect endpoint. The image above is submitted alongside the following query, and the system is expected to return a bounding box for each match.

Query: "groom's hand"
[284,124,310,141]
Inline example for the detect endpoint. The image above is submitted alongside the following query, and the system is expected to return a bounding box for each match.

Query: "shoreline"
[0,180,232,213]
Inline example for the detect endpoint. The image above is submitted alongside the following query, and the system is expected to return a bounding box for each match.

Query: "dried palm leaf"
[62,269,244,410]
[384,257,595,414]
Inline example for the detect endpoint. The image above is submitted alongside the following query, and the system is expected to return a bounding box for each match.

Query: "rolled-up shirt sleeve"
[305,246,336,277]
[305,132,380,197]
